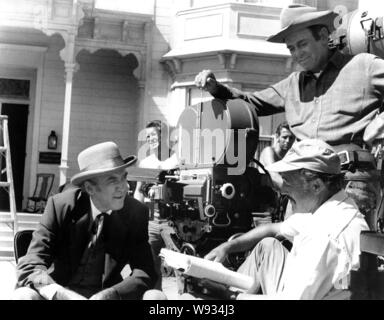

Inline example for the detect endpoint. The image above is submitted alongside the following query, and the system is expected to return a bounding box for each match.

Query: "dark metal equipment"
[146,99,277,258]
[330,9,384,56]
[130,98,278,295]
[330,7,384,299]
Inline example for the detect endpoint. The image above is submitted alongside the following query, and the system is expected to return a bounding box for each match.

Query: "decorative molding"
[138,80,146,89]
[173,58,182,73]
[215,53,237,69]
[0,44,47,52]
[37,1,85,65]
[184,13,223,41]
[237,12,280,39]
[162,60,177,80]
[84,7,152,44]
[217,53,226,68]
[163,50,291,90]
[0,1,153,80]
[229,53,237,69]
[93,17,101,39]
[161,58,182,81]
[64,62,80,80]
[122,20,130,42]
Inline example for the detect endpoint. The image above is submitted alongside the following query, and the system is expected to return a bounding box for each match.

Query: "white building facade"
[0,0,357,210]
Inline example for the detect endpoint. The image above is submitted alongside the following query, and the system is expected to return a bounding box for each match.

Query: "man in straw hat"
[195,3,382,230]
[184,139,367,300]
[13,141,156,300]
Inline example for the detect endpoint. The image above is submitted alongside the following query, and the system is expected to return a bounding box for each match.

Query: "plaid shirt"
[214,50,384,146]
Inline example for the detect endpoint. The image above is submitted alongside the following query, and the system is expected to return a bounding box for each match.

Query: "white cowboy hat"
[267,4,339,43]
[71,141,136,186]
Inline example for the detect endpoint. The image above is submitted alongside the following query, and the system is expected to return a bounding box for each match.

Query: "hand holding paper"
[159,248,253,291]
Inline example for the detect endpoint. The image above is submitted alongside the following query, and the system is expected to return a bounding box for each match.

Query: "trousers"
[12,287,45,300]
[148,219,173,290]
[237,237,288,294]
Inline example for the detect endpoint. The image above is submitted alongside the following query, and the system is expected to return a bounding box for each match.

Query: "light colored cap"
[266,139,341,174]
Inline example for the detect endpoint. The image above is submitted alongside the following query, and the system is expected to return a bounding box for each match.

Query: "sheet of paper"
[160,248,253,290]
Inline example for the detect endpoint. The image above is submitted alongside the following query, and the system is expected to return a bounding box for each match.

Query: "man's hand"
[53,287,87,300]
[194,70,218,95]
[204,242,230,263]
[89,287,120,300]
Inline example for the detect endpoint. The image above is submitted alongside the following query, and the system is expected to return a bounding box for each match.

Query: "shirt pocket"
[331,81,364,117]
[285,98,313,129]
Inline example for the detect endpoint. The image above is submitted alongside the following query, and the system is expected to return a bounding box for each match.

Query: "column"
[59,62,77,186]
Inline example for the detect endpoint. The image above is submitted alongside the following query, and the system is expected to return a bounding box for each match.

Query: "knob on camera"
[220,183,235,199]
[204,205,216,217]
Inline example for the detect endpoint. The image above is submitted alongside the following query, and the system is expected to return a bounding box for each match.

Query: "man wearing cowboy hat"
[195,4,382,230]
[13,141,156,300]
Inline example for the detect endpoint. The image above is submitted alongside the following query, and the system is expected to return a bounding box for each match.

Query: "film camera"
[130,98,280,274]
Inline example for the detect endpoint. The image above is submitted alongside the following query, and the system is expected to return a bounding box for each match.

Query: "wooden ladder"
[0,115,18,235]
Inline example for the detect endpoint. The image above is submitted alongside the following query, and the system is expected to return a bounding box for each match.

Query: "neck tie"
[90,213,106,248]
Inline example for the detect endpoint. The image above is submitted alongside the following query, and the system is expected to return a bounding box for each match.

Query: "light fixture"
[48,130,58,150]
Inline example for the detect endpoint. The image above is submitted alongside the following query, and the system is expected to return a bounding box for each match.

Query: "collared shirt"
[138,153,178,170]
[89,198,112,221]
[138,153,163,169]
[214,51,384,146]
[65,199,111,298]
[275,190,368,300]
[39,199,111,300]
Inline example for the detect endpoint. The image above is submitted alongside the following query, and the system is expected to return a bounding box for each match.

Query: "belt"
[337,149,376,171]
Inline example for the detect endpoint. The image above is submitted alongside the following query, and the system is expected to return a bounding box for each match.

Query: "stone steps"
[0,212,42,260]
[0,236,13,248]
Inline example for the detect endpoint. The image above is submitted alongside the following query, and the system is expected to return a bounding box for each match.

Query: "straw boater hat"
[267,4,339,43]
[71,141,137,186]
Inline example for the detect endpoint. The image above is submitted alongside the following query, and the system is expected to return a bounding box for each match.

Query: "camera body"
[135,99,280,269]
[152,164,276,261]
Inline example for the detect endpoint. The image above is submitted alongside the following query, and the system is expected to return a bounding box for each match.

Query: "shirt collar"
[90,198,112,221]
[311,189,362,237]
[313,189,349,217]
[327,49,346,70]
[303,50,345,78]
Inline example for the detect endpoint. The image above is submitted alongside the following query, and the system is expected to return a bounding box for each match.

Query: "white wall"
[67,49,140,179]
[141,0,177,128]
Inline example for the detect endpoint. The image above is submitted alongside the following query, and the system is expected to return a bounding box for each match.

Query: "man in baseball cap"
[266,139,341,174]
[14,141,156,300]
[202,139,368,300]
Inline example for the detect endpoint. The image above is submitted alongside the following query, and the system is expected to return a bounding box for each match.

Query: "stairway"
[0,212,41,260]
